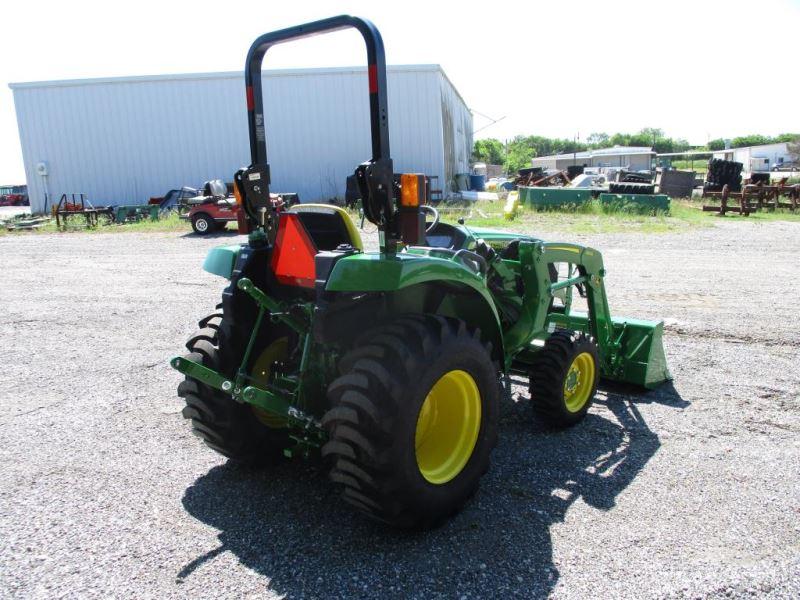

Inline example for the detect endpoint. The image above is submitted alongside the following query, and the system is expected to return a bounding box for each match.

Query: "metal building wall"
[437,71,473,194]
[11,65,471,213]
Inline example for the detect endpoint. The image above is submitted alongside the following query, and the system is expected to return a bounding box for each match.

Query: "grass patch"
[1,211,192,236]
[680,197,800,223]
[669,159,708,173]
[434,197,800,234]
[433,199,710,234]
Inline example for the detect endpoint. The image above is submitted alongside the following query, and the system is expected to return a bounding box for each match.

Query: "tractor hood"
[458,225,540,244]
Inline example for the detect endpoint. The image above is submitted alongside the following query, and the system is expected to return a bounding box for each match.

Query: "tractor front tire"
[322,316,499,529]
[178,312,287,465]
[528,330,599,428]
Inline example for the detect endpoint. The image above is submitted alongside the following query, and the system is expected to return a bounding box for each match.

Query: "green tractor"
[171,15,670,529]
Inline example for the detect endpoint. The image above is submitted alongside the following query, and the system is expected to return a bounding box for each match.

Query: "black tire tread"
[528,329,599,428]
[178,311,286,465]
[323,316,499,529]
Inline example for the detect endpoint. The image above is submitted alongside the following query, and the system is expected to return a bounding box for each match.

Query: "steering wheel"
[420,204,439,233]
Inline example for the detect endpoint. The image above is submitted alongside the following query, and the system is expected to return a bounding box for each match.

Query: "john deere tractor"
[171,16,670,529]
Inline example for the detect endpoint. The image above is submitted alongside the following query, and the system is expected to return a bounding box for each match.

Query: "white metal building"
[712,143,792,171]
[10,65,472,213]
[531,146,655,171]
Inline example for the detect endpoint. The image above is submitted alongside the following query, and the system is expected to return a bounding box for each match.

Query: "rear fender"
[202,244,243,279]
[325,253,505,364]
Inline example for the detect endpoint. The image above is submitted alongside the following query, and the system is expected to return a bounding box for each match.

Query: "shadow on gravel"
[180,384,687,598]
[179,230,241,239]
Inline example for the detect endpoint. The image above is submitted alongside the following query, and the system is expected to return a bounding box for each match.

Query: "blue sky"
[1,0,798,182]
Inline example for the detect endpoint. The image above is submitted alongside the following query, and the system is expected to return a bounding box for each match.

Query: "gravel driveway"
[0,220,798,599]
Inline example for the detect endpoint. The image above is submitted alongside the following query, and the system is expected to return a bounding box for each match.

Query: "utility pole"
[572,132,580,167]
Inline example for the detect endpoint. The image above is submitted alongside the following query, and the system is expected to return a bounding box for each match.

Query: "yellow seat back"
[290,203,363,252]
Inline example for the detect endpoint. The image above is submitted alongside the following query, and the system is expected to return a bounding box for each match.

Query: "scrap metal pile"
[515,167,670,213]
[514,168,572,188]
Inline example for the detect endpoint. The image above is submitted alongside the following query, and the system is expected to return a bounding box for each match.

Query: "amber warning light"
[398,174,426,245]
[400,173,425,207]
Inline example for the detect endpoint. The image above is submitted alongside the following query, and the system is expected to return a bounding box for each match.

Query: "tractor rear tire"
[322,315,499,529]
[528,330,599,428]
[178,312,287,465]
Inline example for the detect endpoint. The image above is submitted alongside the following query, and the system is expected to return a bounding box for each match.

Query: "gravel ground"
[0,220,798,599]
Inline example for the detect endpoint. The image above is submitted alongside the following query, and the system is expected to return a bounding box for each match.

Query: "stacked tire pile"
[608,182,655,195]
[705,159,743,192]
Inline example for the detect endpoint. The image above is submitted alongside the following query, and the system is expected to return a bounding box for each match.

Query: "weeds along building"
[10,66,472,213]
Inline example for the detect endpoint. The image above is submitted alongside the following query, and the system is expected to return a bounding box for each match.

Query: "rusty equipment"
[702,182,800,216]
[514,168,573,188]
[52,193,114,229]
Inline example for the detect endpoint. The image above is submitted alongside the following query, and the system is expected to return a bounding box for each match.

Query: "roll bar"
[245,15,390,167]
[240,16,415,252]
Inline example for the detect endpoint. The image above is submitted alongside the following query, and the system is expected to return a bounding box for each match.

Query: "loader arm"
[504,242,613,355]
[507,241,669,389]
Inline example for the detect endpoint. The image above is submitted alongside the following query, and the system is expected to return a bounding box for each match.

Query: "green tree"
[472,138,505,164]
[628,132,652,147]
[732,134,771,148]
[609,132,630,146]
[639,127,665,143]
[775,133,800,144]
[587,132,609,147]
[707,138,726,151]
[503,136,537,174]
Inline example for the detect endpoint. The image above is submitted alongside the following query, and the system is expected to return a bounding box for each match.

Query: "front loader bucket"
[547,313,671,389]
[609,317,671,389]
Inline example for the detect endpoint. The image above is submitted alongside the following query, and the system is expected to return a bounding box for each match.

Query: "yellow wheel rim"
[250,337,289,428]
[563,352,595,413]
[415,370,482,485]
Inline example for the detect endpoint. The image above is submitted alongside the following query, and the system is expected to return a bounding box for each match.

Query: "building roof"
[656,150,714,157]
[591,146,654,156]
[711,142,789,153]
[9,63,471,125]
[8,64,445,90]
[532,145,655,162]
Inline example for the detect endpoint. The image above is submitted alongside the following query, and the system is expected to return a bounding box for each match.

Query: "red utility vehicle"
[185,179,298,234]
[186,197,241,234]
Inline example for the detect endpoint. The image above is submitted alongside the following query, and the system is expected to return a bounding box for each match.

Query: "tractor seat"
[290,204,363,252]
